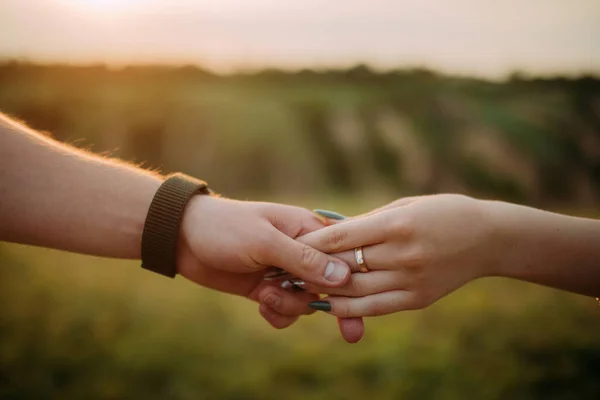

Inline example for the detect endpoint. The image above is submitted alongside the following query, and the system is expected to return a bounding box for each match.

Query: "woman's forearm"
[0,114,161,259]
[489,201,600,297]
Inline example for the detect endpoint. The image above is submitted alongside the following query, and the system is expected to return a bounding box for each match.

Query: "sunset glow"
[59,0,150,14]
[1,0,599,77]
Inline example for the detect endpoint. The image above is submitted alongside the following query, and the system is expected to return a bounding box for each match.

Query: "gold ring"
[355,246,369,273]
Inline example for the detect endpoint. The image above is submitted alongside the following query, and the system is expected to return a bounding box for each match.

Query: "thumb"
[264,231,351,287]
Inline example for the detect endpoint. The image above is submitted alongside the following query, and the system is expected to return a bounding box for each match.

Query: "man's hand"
[177,196,352,328]
[0,113,358,334]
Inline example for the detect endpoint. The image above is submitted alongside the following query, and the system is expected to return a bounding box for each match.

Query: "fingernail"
[308,301,332,312]
[313,209,346,220]
[324,261,348,283]
[263,293,281,308]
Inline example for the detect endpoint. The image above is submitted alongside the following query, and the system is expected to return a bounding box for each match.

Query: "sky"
[1,0,599,78]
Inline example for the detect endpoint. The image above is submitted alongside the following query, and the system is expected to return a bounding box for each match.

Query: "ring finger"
[333,243,401,273]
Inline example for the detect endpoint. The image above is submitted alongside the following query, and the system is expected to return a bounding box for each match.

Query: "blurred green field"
[2,63,599,206]
[2,63,600,398]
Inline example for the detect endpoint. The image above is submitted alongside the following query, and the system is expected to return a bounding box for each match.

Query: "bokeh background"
[2,1,600,398]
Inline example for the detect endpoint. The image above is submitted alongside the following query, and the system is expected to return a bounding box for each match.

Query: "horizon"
[1,0,600,79]
[2,59,600,82]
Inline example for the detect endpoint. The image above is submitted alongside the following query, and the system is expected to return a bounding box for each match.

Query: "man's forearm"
[0,113,161,259]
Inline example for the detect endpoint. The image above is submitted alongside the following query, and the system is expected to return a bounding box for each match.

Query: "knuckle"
[337,300,352,317]
[327,229,348,252]
[387,215,415,237]
[299,245,319,271]
[400,247,431,269]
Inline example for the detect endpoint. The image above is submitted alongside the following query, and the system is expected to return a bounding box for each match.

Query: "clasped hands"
[178,194,498,343]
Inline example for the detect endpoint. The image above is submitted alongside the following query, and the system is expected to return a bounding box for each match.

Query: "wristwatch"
[141,173,212,278]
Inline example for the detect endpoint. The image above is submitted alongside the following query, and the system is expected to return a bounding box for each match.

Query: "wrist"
[179,194,217,246]
[482,200,569,282]
[141,173,211,278]
[478,199,521,278]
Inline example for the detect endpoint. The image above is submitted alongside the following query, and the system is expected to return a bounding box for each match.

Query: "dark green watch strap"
[141,173,211,278]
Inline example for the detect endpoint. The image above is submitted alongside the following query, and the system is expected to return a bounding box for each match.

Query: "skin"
[299,194,600,318]
[0,113,354,332]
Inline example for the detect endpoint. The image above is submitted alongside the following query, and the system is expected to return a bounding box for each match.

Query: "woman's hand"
[297,194,499,317]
